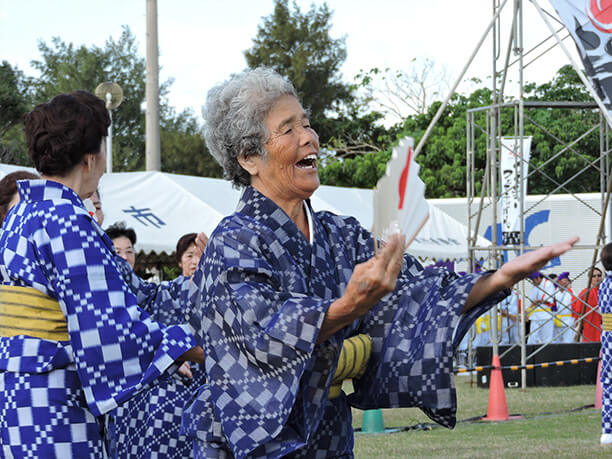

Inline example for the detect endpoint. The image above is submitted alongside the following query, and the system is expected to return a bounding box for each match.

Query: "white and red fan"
[372,136,429,247]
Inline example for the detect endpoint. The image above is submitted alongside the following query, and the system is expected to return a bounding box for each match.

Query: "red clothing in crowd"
[572,287,601,342]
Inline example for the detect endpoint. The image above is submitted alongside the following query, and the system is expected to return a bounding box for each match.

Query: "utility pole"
[146,0,161,171]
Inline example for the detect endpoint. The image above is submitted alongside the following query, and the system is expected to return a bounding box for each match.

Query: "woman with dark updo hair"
[0,91,202,458]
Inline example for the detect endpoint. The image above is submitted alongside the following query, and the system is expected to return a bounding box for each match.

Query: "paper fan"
[372,136,429,247]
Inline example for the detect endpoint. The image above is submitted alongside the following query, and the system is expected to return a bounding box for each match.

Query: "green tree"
[0,61,30,137]
[523,64,600,194]
[0,61,31,164]
[161,109,223,178]
[28,27,157,171]
[320,65,603,197]
[4,27,220,177]
[244,0,352,143]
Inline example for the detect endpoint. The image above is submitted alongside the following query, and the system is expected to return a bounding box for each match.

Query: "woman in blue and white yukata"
[180,67,578,458]
[0,91,204,458]
[106,232,208,458]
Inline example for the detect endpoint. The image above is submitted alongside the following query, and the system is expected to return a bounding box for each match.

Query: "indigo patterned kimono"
[0,180,197,458]
[106,275,207,458]
[600,273,612,437]
[182,187,507,458]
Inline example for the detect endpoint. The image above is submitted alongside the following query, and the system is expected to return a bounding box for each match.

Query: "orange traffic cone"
[482,354,511,421]
[595,355,603,410]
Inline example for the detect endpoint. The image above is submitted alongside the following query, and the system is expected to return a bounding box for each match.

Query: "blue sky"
[1,0,576,121]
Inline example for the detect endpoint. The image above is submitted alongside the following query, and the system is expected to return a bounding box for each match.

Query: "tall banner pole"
[146,0,161,171]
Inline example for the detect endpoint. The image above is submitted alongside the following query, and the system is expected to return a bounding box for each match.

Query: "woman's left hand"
[177,362,193,379]
[194,232,209,257]
[464,236,579,311]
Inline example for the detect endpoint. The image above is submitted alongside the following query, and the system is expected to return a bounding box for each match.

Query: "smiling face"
[112,235,136,268]
[240,95,320,210]
[179,243,200,277]
[591,268,603,286]
[90,190,104,226]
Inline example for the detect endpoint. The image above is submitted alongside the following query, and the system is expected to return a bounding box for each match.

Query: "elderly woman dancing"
[0,91,202,458]
[182,68,576,458]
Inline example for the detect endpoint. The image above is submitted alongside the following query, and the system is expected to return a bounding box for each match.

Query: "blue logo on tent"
[484,209,560,269]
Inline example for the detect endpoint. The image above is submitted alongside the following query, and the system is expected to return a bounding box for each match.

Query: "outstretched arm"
[463,237,579,312]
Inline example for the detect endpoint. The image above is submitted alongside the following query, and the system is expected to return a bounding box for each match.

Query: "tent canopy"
[0,164,488,259]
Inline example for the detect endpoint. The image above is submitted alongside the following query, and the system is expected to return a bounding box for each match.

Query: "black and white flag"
[549,0,612,118]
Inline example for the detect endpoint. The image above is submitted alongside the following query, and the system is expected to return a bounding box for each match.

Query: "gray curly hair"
[203,67,298,187]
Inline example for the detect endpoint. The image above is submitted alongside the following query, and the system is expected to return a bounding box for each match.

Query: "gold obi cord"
[0,285,68,341]
[603,313,612,332]
[329,334,372,400]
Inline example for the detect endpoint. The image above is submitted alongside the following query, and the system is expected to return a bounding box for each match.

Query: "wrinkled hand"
[497,237,579,288]
[341,234,406,317]
[194,232,209,257]
[317,233,407,343]
[346,233,407,316]
[177,362,192,379]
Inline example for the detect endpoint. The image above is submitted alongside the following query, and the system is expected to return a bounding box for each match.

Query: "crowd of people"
[0,69,587,457]
[467,267,604,348]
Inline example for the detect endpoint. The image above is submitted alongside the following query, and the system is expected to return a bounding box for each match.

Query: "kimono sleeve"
[338,221,509,428]
[114,256,160,310]
[149,276,192,326]
[185,226,337,458]
[114,257,189,323]
[34,212,197,416]
[348,263,508,428]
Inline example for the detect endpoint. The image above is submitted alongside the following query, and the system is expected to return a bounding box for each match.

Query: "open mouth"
[296,153,318,169]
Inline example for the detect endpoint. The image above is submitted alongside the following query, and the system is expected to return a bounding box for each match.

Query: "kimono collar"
[237,186,314,241]
[17,179,87,209]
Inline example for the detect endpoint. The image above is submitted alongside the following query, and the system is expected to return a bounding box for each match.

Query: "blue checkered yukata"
[600,272,612,443]
[181,187,508,458]
[0,180,197,458]
[106,274,207,458]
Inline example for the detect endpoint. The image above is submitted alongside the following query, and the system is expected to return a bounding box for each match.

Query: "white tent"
[1,164,489,259]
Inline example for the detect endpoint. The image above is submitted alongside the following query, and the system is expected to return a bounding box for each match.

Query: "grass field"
[350,376,610,458]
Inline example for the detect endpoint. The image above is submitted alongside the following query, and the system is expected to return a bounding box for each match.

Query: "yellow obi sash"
[329,334,371,400]
[0,285,68,341]
[554,314,573,328]
[603,313,612,332]
[475,315,502,335]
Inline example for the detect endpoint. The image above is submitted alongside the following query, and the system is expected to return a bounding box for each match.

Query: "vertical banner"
[500,136,532,245]
[549,0,612,119]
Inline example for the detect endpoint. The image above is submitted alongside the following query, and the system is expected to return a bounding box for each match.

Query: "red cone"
[482,354,509,421]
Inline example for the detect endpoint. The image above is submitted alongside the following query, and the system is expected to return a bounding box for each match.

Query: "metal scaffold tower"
[463,0,612,389]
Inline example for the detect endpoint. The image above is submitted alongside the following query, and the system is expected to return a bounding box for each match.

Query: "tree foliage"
[523,65,599,195]
[28,27,163,171]
[160,110,223,177]
[4,27,222,178]
[354,58,450,123]
[0,61,30,137]
[320,64,604,197]
[244,0,352,143]
[0,61,31,164]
